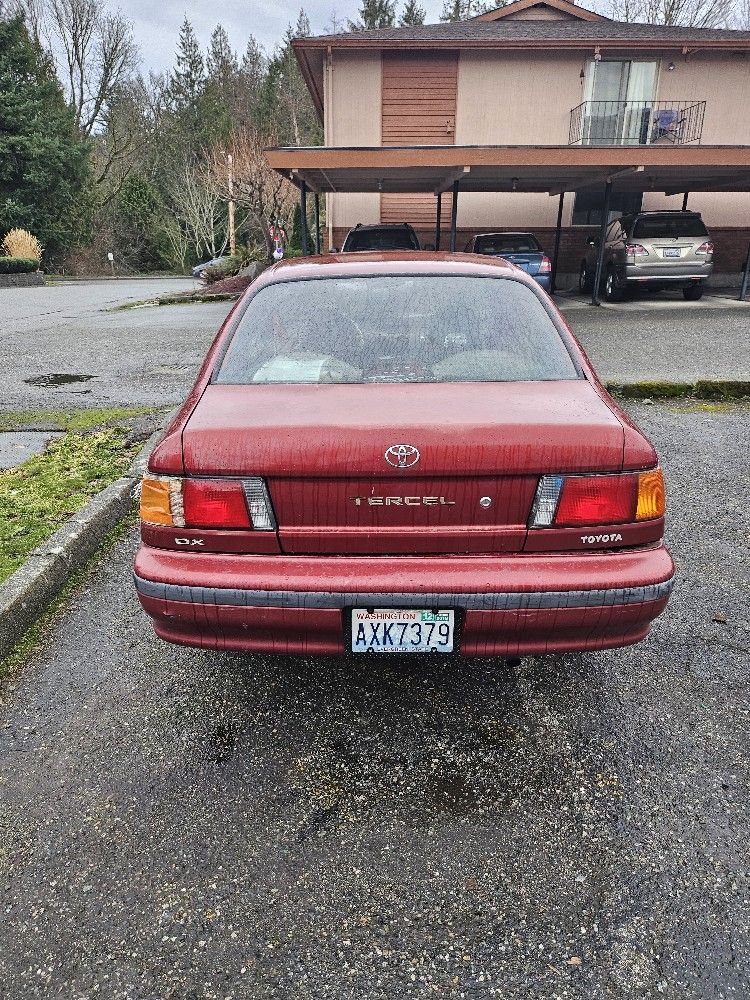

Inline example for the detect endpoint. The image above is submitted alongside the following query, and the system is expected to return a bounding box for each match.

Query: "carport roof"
[264,144,750,196]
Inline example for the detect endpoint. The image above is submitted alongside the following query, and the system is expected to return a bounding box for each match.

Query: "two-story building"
[291,0,750,280]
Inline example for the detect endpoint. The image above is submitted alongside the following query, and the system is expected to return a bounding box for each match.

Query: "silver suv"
[579,211,714,301]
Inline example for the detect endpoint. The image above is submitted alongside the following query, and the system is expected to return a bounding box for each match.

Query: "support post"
[300,180,309,257]
[314,193,321,254]
[449,180,459,253]
[227,153,236,257]
[591,180,612,307]
[551,192,565,294]
[435,191,442,251]
[739,240,750,301]
[682,191,690,211]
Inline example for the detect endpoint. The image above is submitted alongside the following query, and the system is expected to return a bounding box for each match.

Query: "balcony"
[569,100,706,146]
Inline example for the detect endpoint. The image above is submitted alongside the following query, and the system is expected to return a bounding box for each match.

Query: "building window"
[572,187,643,227]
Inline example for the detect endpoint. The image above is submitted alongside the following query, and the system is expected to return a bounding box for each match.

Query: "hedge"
[0,257,40,274]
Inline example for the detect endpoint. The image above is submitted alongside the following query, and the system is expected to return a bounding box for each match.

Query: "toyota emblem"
[384,444,420,469]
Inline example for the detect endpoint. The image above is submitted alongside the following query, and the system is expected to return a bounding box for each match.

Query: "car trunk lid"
[182,382,625,555]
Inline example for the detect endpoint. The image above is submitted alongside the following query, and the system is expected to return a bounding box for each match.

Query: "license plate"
[351,608,455,654]
[662,248,681,258]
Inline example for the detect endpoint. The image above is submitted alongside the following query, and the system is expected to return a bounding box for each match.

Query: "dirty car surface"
[134,252,674,656]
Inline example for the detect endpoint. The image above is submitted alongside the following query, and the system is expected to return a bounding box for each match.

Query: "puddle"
[25,373,95,387]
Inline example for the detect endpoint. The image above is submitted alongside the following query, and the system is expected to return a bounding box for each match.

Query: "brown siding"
[381,52,458,229]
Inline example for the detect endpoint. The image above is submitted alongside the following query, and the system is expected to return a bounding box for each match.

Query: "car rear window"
[473,234,542,255]
[343,229,418,251]
[632,215,708,239]
[215,275,579,385]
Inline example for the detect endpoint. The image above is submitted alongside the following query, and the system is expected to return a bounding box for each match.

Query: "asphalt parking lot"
[1,401,748,999]
[1,281,749,413]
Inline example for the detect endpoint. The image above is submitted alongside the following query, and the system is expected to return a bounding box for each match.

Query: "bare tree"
[208,128,297,257]
[168,161,227,262]
[732,0,750,25]
[607,0,732,26]
[11,0,138,134]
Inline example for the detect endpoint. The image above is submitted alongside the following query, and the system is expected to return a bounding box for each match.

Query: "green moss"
[609,381,750,402]
[0,406,157,432]
[0,429,138,581]
[694,380,750,400]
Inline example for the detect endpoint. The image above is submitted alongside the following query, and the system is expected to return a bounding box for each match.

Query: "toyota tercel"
[134,253,674,657]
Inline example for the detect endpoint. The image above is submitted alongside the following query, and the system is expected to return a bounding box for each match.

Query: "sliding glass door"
[583,60,658,144]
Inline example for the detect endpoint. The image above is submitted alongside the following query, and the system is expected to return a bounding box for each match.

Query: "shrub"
[2,228,43,262]
[202,254,242,284]
[0,257,39,274]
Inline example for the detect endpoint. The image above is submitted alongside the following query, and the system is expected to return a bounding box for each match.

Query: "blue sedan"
[465,232,552,292]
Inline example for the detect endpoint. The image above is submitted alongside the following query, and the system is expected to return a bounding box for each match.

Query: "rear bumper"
[134,544,675,657]
[622,262,713,283]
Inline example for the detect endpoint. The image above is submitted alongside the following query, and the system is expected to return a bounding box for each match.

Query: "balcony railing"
[569,100,706,146]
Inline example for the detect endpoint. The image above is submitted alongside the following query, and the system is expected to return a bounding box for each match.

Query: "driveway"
[0,401,748,999]
[559,292,750,384]
[2,282,748,417]
[0,279,230,410]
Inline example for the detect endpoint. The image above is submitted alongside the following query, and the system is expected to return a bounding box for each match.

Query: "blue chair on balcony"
[652,108,684,144]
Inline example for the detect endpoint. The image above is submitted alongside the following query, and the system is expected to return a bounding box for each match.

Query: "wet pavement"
[0,431,63,469]
[0,402,748,999]
[0,278,228,410]
[1,280,749,416]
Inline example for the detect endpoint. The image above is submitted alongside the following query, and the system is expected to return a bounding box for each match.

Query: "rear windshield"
[473,234,542,255]
[215,275,579,385]
[632,215,708,239]
[343,228,418,252]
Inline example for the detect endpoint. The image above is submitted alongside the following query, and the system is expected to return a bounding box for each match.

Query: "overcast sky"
[125,0,449,77]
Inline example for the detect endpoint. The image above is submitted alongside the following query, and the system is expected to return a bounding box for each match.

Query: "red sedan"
[134,253,674,657]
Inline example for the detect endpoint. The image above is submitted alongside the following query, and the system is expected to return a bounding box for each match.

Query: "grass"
[0,406,157,432]
[0,427,139,582]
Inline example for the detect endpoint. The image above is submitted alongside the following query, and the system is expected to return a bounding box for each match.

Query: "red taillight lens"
[539,255,552,274]
[183,479,251,528]
[625,243,649,257]
[554,475,638,527]
[696,241,714,255]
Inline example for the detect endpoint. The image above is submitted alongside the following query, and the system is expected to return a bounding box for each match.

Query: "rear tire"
[579,261,592,294]
[604,267,624,302]
[683,284,704,300]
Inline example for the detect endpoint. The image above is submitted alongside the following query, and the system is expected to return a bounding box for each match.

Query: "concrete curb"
[0,433,157,661]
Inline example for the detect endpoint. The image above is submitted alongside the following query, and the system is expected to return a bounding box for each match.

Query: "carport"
[265,144,750,304]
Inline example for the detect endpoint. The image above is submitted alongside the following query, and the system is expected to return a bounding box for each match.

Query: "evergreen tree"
[348,0,397,30]
[169,18,205,113]
[207,24,238,96]
[0,15,91,261]
[400,0,427,22]
[260,12,321,146]
[440,0,497,19]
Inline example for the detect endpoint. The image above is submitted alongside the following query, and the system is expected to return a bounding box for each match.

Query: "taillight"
[183,479,251,529]
[139,476,276,530]
[529,469,665,528]
[695,241,713,255]
[539,255,552,274]
[625,243,649,257]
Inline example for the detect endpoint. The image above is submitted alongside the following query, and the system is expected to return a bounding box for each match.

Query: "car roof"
[473,231,537,238]
[254,251,522,287]
[349,223,415,231]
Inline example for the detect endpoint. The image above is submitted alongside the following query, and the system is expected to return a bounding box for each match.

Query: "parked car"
[579,210,714,301]
[192,256,233,280]
[465,232,552,291]
[135,252,673,658]
[339,223,421,253]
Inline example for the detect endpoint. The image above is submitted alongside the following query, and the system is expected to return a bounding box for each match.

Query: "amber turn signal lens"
[140,477,174,526]
[636,468,665,521]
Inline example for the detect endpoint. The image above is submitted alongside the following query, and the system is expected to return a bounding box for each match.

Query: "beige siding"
[326,52,382,237]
